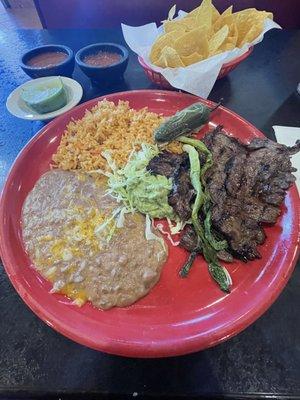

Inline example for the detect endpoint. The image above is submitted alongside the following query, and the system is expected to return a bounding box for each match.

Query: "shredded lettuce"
[92,144,186,247]
[102,144,175,219]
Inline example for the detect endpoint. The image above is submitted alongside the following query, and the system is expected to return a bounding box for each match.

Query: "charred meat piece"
[179,224,233,262]
[245,139,299,206]
[168,162,194,220]
[216,249,234,263]
[247,138,300,154]
[202,126,299,261]
[147,151,185,178]
[179,224,198,252]
[147,151,195,220]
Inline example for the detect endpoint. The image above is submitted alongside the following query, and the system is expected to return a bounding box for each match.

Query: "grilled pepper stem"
[154,101,221,143]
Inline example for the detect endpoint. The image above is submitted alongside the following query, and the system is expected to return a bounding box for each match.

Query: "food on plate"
[153,125,300,264]
[201,127,300,260]
[150,0,273,67]
[22,170,167,309]
[151,118,298,289]
[148,134,232,291]
[22,98,299,308]
[26,51,68,68]
[21,77,67,114]
[52,99,182,172]
[83,51,122,67]
[154,101,221,143]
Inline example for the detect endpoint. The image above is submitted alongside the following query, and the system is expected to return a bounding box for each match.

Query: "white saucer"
[6,76,83,121]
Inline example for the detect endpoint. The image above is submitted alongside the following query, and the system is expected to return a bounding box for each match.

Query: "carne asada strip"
[202,126,299,261]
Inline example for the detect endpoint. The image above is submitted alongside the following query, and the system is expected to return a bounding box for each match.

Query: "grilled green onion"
[179,251,198,277]
[182,144,231,292]
[178,135,212,183]
[204,207,228,251]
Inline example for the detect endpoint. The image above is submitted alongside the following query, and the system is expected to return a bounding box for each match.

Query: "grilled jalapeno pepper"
[154,101,221,143]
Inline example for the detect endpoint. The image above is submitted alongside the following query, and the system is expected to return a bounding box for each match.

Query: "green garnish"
[181,142,231,292]
[204,207,228,251]
[179,251,198,277]
[179,136,227,251]
[178,135,213,183]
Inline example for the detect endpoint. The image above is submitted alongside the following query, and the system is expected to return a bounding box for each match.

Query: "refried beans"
[22,170,167,309]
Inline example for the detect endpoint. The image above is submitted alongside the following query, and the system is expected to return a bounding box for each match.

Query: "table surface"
[0,28,300,400]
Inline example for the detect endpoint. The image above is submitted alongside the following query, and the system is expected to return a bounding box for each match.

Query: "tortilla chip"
[181,52,204,66]
[150,32,174,63]
[163,20,182,33]
[174,27,209,57]
[222,5,233,16]
[260,10,273,20]
[155,47,168,67]
[235,15,254,46]
[161,46,184,67]
[213,14,234,32]
[194,0,213,28]
[239,20,263,46]
[211,49,223,56]
[233,8,257,19]
[177,16,198,31]
[209,24,229,54]
[221,42,235,51]
[227,23,238,46]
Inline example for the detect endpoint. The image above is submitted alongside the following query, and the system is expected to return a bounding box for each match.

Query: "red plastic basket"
[138,46,253,90]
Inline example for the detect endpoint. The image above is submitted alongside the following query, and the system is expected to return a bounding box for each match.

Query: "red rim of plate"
[0,90,299,358]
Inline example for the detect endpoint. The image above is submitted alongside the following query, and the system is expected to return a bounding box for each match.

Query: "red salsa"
[26,52,68,68]
[83,51,121,67]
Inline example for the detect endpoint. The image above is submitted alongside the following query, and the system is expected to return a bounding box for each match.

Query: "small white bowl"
[6,76,83,121]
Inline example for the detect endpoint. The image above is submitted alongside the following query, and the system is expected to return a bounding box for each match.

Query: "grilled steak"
[147,151,184,178]
[148,127,299,262]
[202,126,299,261]
[147,151,195,220]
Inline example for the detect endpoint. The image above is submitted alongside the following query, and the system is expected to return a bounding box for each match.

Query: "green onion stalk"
[179,136,227,251]
[179,139,231,292]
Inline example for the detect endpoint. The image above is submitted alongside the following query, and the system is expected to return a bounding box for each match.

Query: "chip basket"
[138,46,253,90]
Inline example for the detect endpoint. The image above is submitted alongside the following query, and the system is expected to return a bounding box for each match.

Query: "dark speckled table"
[0,28,300,400]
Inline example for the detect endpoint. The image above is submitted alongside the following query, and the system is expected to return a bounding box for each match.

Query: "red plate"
[0,90,299,358]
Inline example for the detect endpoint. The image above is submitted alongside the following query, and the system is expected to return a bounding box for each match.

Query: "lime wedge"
[21,77,67,114]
